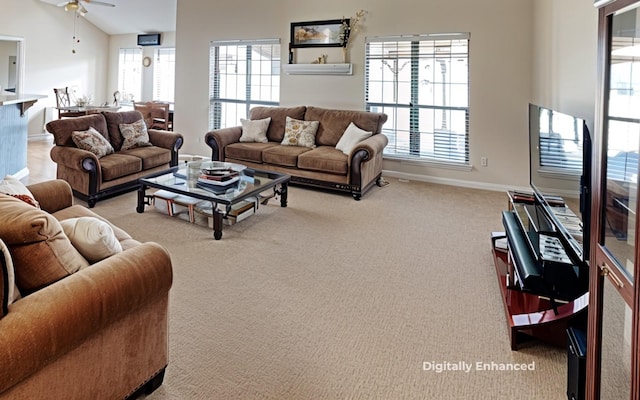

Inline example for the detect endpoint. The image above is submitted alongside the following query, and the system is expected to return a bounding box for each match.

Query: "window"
[153,47,175,102]
[365,33,470,164]
[209,39,280,130]
[537,108,584,173]
[117,48,142,103]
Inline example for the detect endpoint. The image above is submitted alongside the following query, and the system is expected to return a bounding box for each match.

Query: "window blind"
[365,33,470,164]
[153,48,175,102]
[209,39,280,130]
[117,48,142,102]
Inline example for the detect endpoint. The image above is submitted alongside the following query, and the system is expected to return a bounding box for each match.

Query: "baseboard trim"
[8,167,30,180]
[28,133,51,142]
[381,169,530,193]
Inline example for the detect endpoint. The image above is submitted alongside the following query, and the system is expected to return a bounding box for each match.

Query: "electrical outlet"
[481,157,488,167]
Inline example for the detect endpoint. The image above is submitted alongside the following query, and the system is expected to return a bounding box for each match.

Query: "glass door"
[589,1,640,399]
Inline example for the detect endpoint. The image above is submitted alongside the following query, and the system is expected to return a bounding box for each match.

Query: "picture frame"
[290,19,348,48]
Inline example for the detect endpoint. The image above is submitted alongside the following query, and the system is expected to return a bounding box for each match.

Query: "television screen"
[528,103,591,262]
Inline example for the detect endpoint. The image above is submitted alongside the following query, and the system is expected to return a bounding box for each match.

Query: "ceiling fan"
[57,0,115,15]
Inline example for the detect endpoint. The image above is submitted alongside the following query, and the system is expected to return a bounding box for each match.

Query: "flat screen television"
[528,103,591,262]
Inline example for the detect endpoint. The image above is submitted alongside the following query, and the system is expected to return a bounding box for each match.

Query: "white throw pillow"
[0,175,40,208]
[335,122,373,155]
[0,238,20,316]
[239,117,271,143]
[60,217,123,264]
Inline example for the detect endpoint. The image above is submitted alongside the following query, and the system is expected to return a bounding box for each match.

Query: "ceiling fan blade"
[83,0,116,6]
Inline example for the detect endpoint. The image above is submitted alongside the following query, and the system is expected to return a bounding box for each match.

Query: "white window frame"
[208,39,281,130]
[365,33,470,166]
[153,47,176,102]
[117,48,142,103]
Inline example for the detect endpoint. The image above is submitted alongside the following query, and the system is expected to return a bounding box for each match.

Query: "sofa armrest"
[204,127,242,161]
[50,145,100,173]
[148,129,184,151]
[0,242,173,394]
[27,180,74,213]
[349,134,389,164]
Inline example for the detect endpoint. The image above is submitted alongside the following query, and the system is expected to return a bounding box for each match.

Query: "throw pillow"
[60,217,123,264]
[335,122,373,155]
[119,119,153,151]
[0,239,13,318]
[281,116,319,148]
[239,117,271,143]
[71,127,115,159]
[0,194,89,293]
[0,175,40,208]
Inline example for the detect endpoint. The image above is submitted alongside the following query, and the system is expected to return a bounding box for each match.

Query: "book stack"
[197,168,240,189]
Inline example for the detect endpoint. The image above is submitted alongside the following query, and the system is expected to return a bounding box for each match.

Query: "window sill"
[384,155,472,171]
[282,63,352,75]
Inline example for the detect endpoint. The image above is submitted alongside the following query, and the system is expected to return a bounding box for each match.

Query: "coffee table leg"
[279,182,288,208]
[137,184,147,213]
[213,209,223,240]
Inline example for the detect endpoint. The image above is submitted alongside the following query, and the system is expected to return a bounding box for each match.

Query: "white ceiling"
[39,0,177,36]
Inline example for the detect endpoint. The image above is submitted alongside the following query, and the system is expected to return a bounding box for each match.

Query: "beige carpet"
[90,179,568,400]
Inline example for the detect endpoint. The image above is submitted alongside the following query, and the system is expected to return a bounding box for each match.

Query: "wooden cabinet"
[589,1,640,398]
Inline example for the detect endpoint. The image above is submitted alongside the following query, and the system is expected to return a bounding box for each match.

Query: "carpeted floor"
[90,178,568,400]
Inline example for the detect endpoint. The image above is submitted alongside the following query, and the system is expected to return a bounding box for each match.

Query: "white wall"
[3,0,109,135]
[173,0,599,189]
[531,0,598,128]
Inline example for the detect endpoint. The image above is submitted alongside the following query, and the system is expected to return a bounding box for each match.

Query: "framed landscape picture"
[290,19,348,48]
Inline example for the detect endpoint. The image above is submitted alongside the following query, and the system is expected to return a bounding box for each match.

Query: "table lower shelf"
[492,248,588,350]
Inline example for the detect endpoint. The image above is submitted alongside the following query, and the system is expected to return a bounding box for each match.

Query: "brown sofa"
[205,106,388,200]
[46,110,183,207]
[0,179,172,399]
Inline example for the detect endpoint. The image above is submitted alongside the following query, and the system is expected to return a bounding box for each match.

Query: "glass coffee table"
[137,163,290,240]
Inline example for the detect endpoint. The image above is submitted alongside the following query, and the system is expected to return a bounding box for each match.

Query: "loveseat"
[46,110,183,207]
[205,106,388,200]
[0,179,172,399]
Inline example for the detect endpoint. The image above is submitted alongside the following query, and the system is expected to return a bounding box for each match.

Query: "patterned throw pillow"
[71,127,114,158]
[281,116,319,148]
[0,176,40,208]
[119,119,153,151]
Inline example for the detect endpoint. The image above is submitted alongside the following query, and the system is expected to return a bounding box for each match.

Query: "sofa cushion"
[281,116,319,148]
[240,117,271,143]
[72,126,115,158]
[0,194,89,293]
[262,145,312,167]
[103,110,148,151]
[225,142,279,163]
[99,153,143,182]
[249,106,306,142]
[60,217,123,263]
[0,176,40,208]
[305,106,385,147]
[46,113,109,148]
[120,146,172,170]
[298,146,349,175]
[119,119,153,151]
[335,122,373,155]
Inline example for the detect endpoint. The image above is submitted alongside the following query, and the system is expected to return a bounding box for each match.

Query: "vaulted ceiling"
[39,0,176,35]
